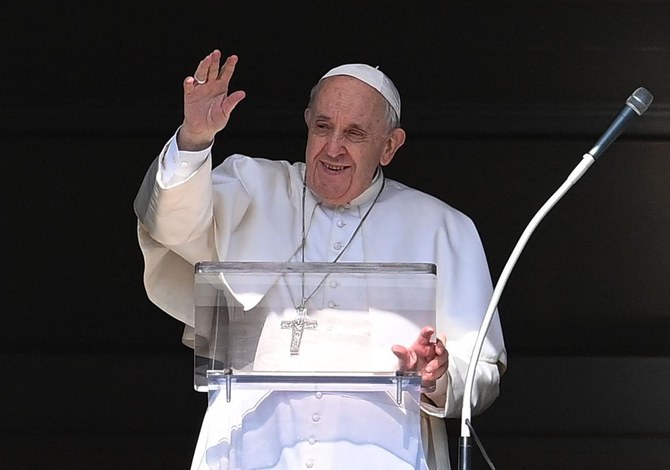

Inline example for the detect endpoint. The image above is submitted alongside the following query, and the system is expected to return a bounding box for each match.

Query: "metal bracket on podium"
[206,370,422,405]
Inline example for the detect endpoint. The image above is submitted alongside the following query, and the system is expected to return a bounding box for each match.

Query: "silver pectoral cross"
[281,304,318,355]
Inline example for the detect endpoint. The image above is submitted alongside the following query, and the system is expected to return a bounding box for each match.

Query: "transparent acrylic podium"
[193,262,437,468]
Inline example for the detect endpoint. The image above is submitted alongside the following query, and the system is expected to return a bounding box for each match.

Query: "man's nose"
[325,132,346,157]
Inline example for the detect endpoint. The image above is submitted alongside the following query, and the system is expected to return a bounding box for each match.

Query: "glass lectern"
[193,262,437,468]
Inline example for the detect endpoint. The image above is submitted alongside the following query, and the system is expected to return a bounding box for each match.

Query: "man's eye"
[346,130,366,141]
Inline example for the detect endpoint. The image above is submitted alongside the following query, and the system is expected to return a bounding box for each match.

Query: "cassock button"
[306,458,315,468]
[312,413,321,422]
[329,280,338,288]
[315,391,323,399]
[333,242,343,250]
[179,161,188,167]
[327,301,336,308]
[308,437,316,445]
[336,219,345,228]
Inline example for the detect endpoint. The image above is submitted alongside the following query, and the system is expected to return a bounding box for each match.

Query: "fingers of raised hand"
[194,50,217,84]
[188,53,211,87]
[221,89,247,114]
[187,50,237,91]
[203,89,245,127]
[216,53,239,86]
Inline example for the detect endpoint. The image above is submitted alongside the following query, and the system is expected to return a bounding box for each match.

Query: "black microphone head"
[626,87,654,115]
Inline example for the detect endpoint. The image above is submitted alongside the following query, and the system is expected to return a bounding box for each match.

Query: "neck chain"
[296,172,386,310]
[280,171,386,355]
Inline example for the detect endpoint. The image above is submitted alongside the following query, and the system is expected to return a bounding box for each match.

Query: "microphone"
[588,87,654,159]
[458,86,654,470]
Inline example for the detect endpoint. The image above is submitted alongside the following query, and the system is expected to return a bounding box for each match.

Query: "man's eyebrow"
[311,114,369,133]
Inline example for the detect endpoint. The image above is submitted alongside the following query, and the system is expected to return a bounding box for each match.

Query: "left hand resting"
[392,326,449,391]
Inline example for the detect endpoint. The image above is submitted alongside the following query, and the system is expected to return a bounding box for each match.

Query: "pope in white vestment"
[134,51,507,470]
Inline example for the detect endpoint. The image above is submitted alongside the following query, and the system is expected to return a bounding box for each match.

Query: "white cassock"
[134,133,507,470]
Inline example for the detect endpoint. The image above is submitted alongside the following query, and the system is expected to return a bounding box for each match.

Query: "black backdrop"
[3,1,669,468]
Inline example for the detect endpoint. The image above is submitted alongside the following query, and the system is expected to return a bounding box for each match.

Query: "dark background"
[2,1,669,468]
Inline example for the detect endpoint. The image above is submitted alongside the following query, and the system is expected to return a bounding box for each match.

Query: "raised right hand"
[178,50,246,151]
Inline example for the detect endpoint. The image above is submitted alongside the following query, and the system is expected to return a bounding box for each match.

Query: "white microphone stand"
[457,153,595,469]
[456,86,653,470]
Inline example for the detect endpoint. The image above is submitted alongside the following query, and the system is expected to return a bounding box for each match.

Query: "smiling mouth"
[321,161,349,171]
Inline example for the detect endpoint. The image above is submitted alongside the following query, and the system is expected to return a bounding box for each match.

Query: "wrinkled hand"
[178,49,247,151]
[392,326,448,392]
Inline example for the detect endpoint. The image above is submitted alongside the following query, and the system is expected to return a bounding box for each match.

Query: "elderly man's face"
[304,76,405,206]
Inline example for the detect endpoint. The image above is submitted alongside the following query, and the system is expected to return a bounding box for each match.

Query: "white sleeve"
[157,130,212,188]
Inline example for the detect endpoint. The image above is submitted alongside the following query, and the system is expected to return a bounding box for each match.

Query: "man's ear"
[304,108,310,127]
[380,127,406,166]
